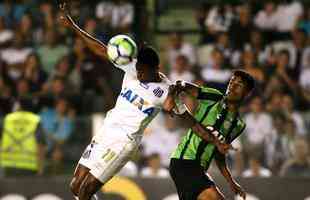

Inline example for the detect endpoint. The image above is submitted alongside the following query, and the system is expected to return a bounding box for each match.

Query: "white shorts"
[78,132,139,184]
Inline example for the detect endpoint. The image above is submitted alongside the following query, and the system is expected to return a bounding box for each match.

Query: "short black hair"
[137,46,159,70]
[233,70,255,92]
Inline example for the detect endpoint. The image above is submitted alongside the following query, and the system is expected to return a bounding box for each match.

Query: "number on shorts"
[102,148,116,163]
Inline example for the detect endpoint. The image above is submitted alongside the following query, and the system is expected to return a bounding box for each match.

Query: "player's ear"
[243,85,253,99]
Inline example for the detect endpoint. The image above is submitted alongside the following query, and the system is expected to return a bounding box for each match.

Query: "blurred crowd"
[0,0,309,178]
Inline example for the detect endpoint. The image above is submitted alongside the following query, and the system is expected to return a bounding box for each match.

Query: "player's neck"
[224,99,240,112]
[227,103,239,112]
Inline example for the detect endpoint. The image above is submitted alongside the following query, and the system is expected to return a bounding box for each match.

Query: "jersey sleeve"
[197,86,223,101]
[113,59,137,76]
[227,121,246,144]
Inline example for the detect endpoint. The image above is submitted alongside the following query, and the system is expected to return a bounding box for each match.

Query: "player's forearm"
[215,153,235,185]
[163,93,176,113]
[181,112,222,145]
[192,122,221,145]
[67,15,107,58]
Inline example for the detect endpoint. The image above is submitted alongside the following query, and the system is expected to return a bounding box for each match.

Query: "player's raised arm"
[173,80,223,100]
[180,111,235,155]
[174,81,200,98]
[59,2,107,58]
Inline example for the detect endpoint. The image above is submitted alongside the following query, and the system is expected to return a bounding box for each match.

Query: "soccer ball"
[107,34,138,66]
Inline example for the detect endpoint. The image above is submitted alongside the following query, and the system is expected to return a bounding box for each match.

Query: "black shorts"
[169,158,215,200]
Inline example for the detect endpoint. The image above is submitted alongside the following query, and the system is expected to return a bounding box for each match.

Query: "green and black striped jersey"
[171,86,246,170]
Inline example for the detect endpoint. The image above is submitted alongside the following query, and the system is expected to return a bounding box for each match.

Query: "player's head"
[136,45,160,82]
[225,70,255,102]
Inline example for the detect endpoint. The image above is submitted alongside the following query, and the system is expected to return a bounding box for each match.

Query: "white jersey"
[93,60,185,142]
[79,59,186,184]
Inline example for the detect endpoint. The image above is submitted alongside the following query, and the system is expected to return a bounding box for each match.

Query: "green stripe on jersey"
[172,102,211,159]
[171,86,246,170]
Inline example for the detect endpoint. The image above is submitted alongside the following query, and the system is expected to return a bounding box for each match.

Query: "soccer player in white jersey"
[59,3,233,200]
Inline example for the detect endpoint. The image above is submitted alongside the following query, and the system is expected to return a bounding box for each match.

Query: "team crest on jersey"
[120,87,155,116]
[153,87,164,98]
[223,121,231,129]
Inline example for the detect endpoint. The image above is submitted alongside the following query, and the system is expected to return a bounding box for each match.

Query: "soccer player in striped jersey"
[59,3,234,200]
[169,70,255,200]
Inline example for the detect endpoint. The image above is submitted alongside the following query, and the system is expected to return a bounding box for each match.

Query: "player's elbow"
[87,43,107,59]
[180,112,196,128]
[93,48,107,59]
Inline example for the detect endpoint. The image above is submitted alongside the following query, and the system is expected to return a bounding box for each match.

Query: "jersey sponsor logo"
[120,88,155,116]
[212,130,225,143]
[153,87,164,98]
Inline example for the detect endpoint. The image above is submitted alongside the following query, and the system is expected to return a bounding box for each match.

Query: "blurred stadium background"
[0,0,309,199]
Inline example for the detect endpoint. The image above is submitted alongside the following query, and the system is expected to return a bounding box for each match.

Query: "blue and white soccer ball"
[107,35,138,66]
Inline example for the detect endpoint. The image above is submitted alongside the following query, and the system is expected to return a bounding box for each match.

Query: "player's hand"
[175,80,186,93]
[163,84,181,115]
[215,141,237,155]
[163,93,177,115]
[59,2,74,28]
[231,181,246,200]
[168,84,183,97]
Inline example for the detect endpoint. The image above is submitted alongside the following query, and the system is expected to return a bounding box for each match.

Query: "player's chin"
[227,95,241,102]
[137,73,142,80]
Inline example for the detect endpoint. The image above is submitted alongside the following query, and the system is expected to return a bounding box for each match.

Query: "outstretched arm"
[59,3,107,58]
[179,111,235,154]
[163,86,234,154]
[175,81,201,99]
[215,151,246,200]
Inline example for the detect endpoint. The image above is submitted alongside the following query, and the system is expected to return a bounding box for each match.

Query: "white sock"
[74,196,79,200]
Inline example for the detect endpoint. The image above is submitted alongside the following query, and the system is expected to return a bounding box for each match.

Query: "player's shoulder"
[116,59,137,68]
[159,72,171,83]
[157,72,172,89]
[200,86,223,96]
[113,59,137,74]
[147,73,172,100]
[198,86,224,102]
